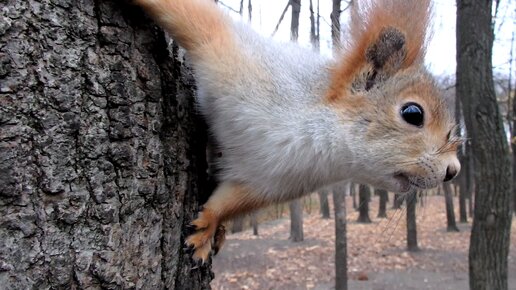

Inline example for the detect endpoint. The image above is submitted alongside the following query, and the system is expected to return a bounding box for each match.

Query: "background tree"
[287,0,304,242]
[456,0,513,289]
[406,192,419,252]
[330,0,341,49]
[351,183,358,210]
[318,189,331,219]
[250,212,259,236]
[443,183,460,232]
[393,193,403,209]
[356,184,372,223]
[231,217,245,233]
[333,184,348,290]
[0,1,213,288]
[376,189,388,218]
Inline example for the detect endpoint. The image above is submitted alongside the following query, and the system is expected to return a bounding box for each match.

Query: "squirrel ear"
[364,27,406,90]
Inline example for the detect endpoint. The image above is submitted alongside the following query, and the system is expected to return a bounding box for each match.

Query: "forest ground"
[212,195,516,290]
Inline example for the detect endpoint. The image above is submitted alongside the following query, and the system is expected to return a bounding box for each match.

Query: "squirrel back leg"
[186,182,265,262]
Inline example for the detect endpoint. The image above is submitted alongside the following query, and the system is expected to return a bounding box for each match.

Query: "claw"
[183,224,198,236]
[183,244,194,254]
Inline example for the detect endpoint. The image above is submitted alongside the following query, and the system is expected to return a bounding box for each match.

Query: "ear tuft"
[366,27,406,69]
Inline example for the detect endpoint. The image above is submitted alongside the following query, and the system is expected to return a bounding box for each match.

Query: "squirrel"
[134,0,462,262]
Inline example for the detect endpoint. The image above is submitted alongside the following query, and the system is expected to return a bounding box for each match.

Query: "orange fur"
[326,0,431,102]
[135,0,235,57]
[185,182,265,261]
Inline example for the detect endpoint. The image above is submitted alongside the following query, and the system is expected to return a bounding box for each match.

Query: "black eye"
[400,103,424,127]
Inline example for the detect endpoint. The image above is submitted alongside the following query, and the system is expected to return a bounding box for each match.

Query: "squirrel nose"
[444,166,459,182]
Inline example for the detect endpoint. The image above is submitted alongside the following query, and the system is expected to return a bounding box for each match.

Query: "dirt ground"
[211,195,516,290]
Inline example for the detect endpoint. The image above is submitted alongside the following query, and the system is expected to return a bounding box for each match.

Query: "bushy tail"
[135,0,235,57]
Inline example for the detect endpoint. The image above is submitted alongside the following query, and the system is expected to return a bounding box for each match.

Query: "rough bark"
[289,199,304,242]
[356,184,371,223]
[457,0,513,289]
[376,189,388,218]
[0,1,214,289]
[406,192,419,252]
[443,183,460,232]
[318,190,331,219]
[333,184,348,290]
[456,95,468,223]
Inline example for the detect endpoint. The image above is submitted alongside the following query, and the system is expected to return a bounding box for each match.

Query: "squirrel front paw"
[185,208,221,263]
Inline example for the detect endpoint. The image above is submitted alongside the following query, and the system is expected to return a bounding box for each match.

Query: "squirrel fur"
[134,0,461,261]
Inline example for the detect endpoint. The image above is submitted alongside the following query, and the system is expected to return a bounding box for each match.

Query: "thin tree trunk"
[318,190,331,219]
[316,0,320,51]
[0,1,213,288]
[406,192,419,252]
[393,193,404,209]
[251,212,259,235]
[350,183,358,210]
[376,189,388,218]
[289,199,304,242]
[287,0,303,243]
[331,0,341,49]
[238,0,244,15]
[443,183,460,232]
[248,0,253,22]
[231,216,245,233]
[272,1,291,37]
[309,0,317,50]
[333,184,348,290]
[357,184,371,223]
[457,0,513,288]
[290,0,301,42]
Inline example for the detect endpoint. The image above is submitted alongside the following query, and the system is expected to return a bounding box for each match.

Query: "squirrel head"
[326,0,461,193]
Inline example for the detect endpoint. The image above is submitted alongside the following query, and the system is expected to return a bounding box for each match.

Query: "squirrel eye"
[401,103,424,127]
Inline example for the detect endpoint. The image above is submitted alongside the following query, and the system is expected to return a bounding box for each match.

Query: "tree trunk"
[309,0,316,50]
[333,184,348,290]
[248,0,253,23]
[250,212,259,236]
[290,0,301,42]
[318,190,331,219]
[350,183,358,210]
[393,193,403,209]
[231,217,244,233]
[0,1,214,289]
[458,153,469,223]
[376,189,388,218]
[289,199,304,242]
[331,0,341,49]
[287,0,303,243]
[457,0,513,289]
[443,183,460,232]
[406,192,419,252]
[455,92,468,223]
[356,184,371,223]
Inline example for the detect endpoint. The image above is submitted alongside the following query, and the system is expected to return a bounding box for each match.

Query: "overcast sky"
[221,0,515,78]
